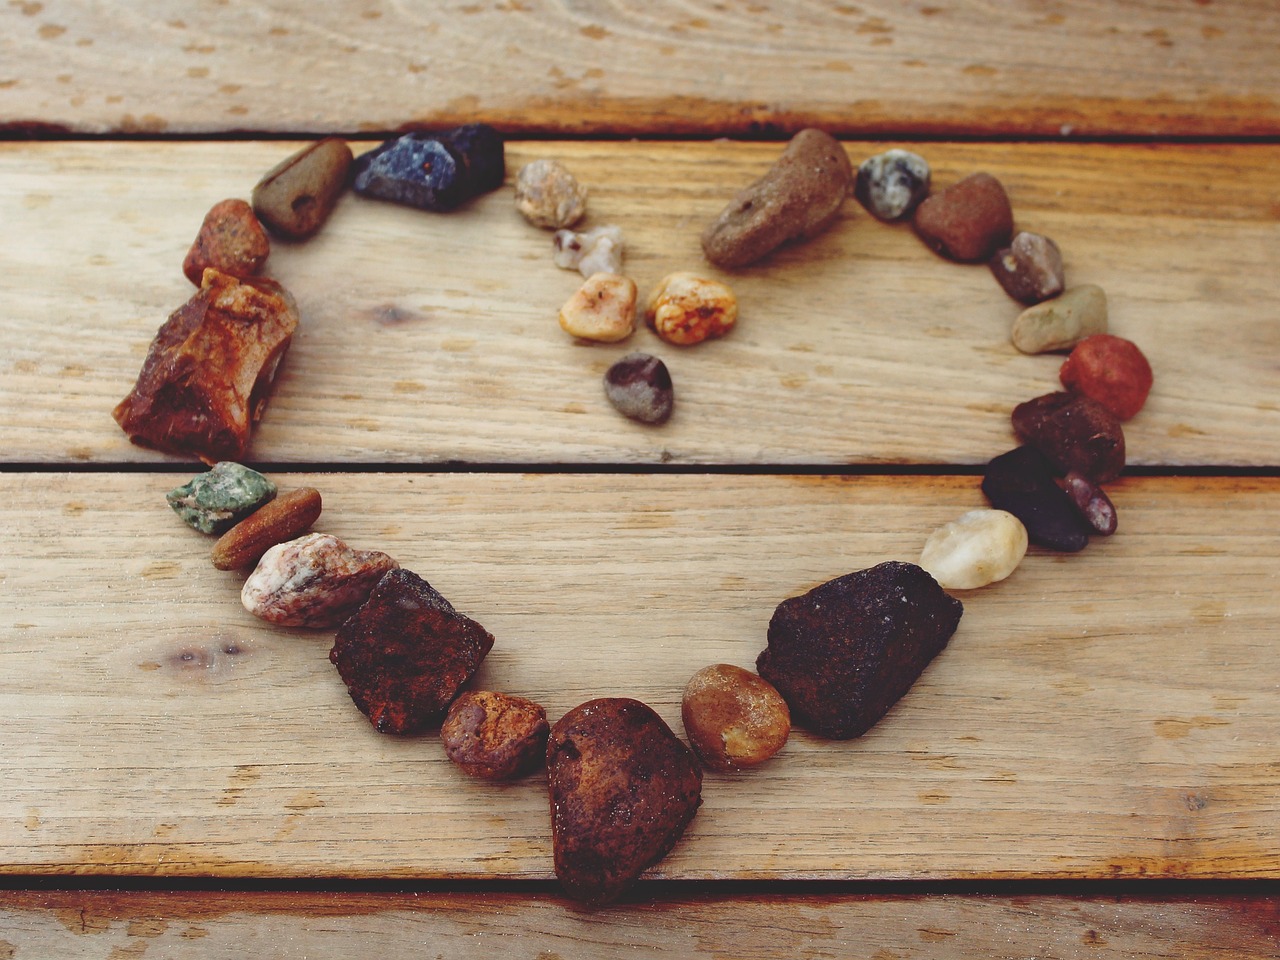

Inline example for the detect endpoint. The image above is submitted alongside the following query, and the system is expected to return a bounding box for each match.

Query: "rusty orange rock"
[182,198,269,285]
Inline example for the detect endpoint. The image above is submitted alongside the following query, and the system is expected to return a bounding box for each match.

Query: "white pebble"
[553,224,624,277]
[919,509,1028,590]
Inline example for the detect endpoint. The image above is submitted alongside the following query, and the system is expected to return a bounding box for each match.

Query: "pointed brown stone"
[182,198,269,285]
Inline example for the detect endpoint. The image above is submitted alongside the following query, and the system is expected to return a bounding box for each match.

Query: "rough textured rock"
[701,128,853,268]
[603,352,674,425]
[1060,334,1154,421]
[112,269,299,463]
[913,172,1013,262]
[183,199,269,285]
[166,461,276,535]
[558,273,637,343]
[330,569,494,735]
[756,561,963,740]
[1062,471,1118,536]
[440,691,549,780]
[514,158,587,229]
[918,509,1029,590]
[242,532,398,629]
[251,138,353,239]
[989,231,1065,305]
[1010,284,1109,355]
[547,698,702,905]
[352,124,504,212]
[681,664,790,772]
[854,149,930,221]
[1012,391,1126,484]
[645,272,737,345]
[212,486,322,570]
[981,445,1091,552]
[553,224,624,277]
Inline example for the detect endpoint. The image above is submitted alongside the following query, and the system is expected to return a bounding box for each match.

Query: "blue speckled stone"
[352,124,504,211]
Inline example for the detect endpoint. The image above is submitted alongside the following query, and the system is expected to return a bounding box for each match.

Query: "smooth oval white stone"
[919,509,1028,590]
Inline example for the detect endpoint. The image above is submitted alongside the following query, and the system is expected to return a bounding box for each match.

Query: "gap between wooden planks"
[1,472,1276,881]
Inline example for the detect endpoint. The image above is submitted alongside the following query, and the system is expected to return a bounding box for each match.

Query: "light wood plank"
[1,889,1278,959]
[2,1,1278,137]
[2,140,1277,467]
[1,472,1276,880]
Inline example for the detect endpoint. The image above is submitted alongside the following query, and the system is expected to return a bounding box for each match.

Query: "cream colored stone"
[1011,284,1108,354]
[558,272,637,343]
[514,159,587,229]
[919,509,1028,590]
[552,224,624,277]
[645,272,738,346]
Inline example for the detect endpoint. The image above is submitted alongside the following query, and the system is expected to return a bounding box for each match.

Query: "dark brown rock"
[547,698,702,905]
[182,199,269,285]
[989,231,1064,305]
[913,172,1013,262]
[756,561,962,740]
[252,138,353,239]
[441,691,549,780]
[1012,391,1126,484]
[330,569,495,735]
[981,445,1091,552]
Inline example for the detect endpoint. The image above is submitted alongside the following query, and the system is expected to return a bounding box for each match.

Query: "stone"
[211,486,323,570]
[681,664,790,772]
[546,697,702,905]
[918,509,1029,590]
[558,273,637,343]
[166,461,276,535]
[1012,391,1126,484]
[1010,284,1108,355]
[854,148,931,221]
[1062,471,1118,536]
[514,158,587,229]
[440,691,549,780]
[352,124,504,212]
[603,352,674,425]
[112,269,300,463]
[330,569,495,735]
[989,231,1064,305]
[701,128,853,268]
[242,532,398,629]
[251,138,353,239]
[913,172,1013,262]
[756,561,963,740]
[1060,334,1154,421]
[182,199,269,285]
[552,224,624,277]
[645,272,738,346]
[981,445,1091,552]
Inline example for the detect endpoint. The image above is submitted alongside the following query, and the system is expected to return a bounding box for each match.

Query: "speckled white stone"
[855,149,931,221]
[242,532,398,628]
[919,509,1028,590]
[553,224,624,277]
[514,159,588,229]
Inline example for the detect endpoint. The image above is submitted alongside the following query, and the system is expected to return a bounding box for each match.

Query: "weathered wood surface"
[3,1,1279,138]
[2,472,1276,880]
[2,889,1278,958]
[2,140,1277,467]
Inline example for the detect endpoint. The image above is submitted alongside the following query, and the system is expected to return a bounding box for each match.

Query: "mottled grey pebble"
[604,353,674,425]
[167,461,276,535]
[855,149,931,221]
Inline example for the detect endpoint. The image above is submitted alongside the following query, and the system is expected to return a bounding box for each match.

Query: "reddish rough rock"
[182,199,270,285]
[112,269,299,463]
[1060,334,1154,421]
[913,172,1014,262]
[440,691,550,780]
[1012,391,1127,484]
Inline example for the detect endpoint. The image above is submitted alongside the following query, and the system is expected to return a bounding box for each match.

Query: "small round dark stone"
[981,446,1091,552]
[604,353,674,425]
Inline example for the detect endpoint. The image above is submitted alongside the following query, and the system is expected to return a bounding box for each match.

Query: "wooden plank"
[2,140,1277,467]
[1,889,1278,959]
[1,472,1276,880]
[2,1,1278,137]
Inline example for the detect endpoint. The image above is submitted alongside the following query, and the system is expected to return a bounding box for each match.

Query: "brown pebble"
[182,199,269,285]
[252,138,353,239]
[1012,391,1126,484]
[682,664,790,772]
[440,691,549,780]
[913,172,1013,262]
[989,231,1064,305]
[212,486,322,570]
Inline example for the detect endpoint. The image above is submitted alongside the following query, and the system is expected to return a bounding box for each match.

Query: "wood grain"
[2,472,1276,880]
[1,889,1278,958]
[2,140,1277,467]
[2,1,1278,137]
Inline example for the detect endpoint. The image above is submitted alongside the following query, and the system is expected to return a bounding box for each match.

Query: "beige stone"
[558,272,637,343]
[1011,284,1108,354]
[919,509,1028,590]
[514,159,587,229]
[645,272,738,345]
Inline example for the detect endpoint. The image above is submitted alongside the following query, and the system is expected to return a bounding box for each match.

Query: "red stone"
[913,172,1013,262]
[182,199,269,285]
[1060,334,1153,421]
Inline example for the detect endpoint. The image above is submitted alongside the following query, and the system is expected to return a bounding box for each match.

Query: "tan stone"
[1011,284,1109,354]
[558,272,637,343]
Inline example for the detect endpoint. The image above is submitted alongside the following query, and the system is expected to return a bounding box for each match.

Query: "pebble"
[241,532,398,629]
[182,199,269,285]
[918,509,1029,590]
[702,128,853,268]
[552,224,624,277]
[558,272,637,343]
[681,664,790,772]
[1010,284,1108,355]
[603,352,674,425]
[1062,471,1118,536]
[440,691,549,780]
[547,698,702,905]
[166,461,276,535]
[756,561,963,740]
[854,148,931,221]
[913,172,1013,262]
[645,272,738,345]
[989,231,1064,305]
[212,486,322,570]
[514,158,587,229]
[981,445,1091,552]
[113,270,300,463]
[352,124,504,212]
[1012,391,1126,484]
[1060,334,1154,421]
[330,569,495,735]
[251,138,353,239]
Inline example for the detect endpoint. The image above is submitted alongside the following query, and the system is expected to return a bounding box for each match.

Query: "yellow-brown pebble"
[645,272,737,346]
[681,663,790,771]
[558,272,637,343]
[212,486,322,570]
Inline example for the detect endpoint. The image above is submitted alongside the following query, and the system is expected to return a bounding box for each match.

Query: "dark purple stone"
[603,353,674,425]
[982,445,1091,552]
[1062,471,1118,536]
[352,124,504,211]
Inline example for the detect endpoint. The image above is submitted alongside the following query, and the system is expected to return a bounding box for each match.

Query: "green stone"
[166,461,277,534]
